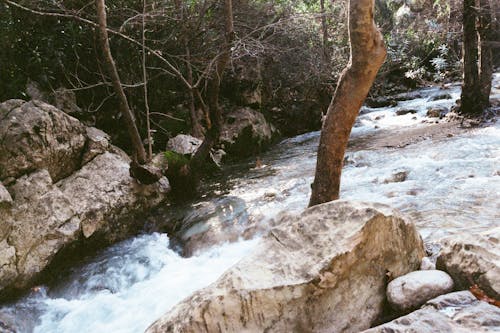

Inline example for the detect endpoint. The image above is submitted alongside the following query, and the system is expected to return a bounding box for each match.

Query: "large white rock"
[363,291,500,333]
[0,152,170,292]
[387,270,454,312]
[0,99,87,182]
[437,227,500,299]
[0,99,171,296]
[147,201,424,333]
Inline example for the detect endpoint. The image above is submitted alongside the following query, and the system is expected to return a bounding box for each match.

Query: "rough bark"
[460,0,482,116]
[309,0,386,207]
[478,0,493,108]
[95,0,147,164]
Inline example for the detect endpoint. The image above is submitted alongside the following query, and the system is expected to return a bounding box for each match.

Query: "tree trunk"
[460,0,482,116]
[478,0,493,108]
[95,0,147,164]
[309,0,386,207]
[189,0,234,171]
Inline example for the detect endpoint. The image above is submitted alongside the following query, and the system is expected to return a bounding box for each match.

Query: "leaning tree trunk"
[96,0,147,164]
[460,0,482,116]
[309,0,386,207]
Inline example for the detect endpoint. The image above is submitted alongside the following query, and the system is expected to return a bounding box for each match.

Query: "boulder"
[220,107,277,158]
[147,201,424,333]
[0,99,87,182]
[395,108,417,116]
[366,97,398,108]
[428,93,452,101]
[437,228,500,299]
[166,134,202,156]
[0,100,171,296]
[363,291,500,332]
[387,270,454,312]
[52,88,82,115]
[166,134,224,166]
[0,152,170,293]
[81,127,110,164]
[426,107,448,118]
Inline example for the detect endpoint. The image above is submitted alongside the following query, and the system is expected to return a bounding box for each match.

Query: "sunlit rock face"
[363,291,500,333]
[437,227,500,299]
[0,100,170,297]
[0,99,87,182]
[147,201,424,333]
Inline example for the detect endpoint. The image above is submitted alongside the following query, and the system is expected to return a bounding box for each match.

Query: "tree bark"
[309,0,386,207]
[460,0,482,116]
[478,0,493,108]
[95,0,147,163]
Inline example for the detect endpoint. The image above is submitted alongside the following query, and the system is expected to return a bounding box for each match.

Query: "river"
[1,75,499,332]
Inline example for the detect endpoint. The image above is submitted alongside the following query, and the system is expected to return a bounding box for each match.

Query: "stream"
[1,75,499,332]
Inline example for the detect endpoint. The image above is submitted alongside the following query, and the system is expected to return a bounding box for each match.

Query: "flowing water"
[1,75,499,332]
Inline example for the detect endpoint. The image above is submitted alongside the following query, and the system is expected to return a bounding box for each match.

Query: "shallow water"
[1,75,499,332]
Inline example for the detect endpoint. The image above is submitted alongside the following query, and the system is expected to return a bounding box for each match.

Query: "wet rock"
[366,97,398,108]
[426,107,448,118]
[428,93,452,101]
[0,98,171,296]
[174,196,257,256]
[363,291,500,332]
[396,108,417,116]
[437,227,500,299]
[0,99,86,182]
[384,171,409,183]
[387,270,454,312]
[147,201,424,333]
[220,107,277,158]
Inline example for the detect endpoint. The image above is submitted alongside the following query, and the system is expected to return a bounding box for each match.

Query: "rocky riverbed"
[0,74,499,332]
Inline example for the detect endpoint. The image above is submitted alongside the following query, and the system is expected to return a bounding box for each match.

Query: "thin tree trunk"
[95,0,147,163]
[309,0,386,207]
[478,0,493,108]
[189,0,234,170]
[460,0,482,116]
[186,45,204,138]
[142,0,152,159]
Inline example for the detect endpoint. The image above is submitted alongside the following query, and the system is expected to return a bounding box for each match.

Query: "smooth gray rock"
[387,270,454,312]
[437,228,500,299]
[363,291,500,333]
[147,201,424,333]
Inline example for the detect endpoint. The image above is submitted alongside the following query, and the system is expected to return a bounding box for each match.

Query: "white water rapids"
[1,74,499,332]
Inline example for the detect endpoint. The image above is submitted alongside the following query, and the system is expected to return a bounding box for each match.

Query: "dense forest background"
[1,0,498,154]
